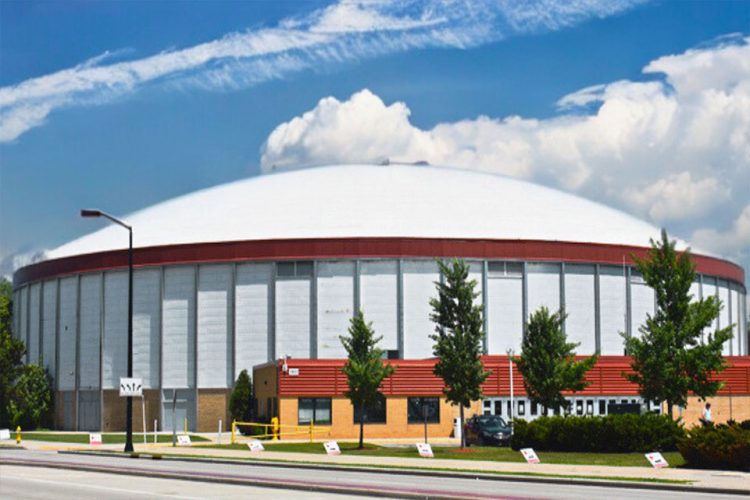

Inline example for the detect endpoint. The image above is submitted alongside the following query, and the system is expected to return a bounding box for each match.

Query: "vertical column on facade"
[482,260,489,354]
[354,260,361,315]
[559,262,566,336]
[521,262,528,339]
[397,259,404,358]
[594,264,601,354]
[25,285,31,363]
[55,279,61,393]
[192,265,199,431]
[625,266,632,339]
[98,272,105,431]
[74,275,81,431]
[310,261,318,359]
[230,263,237,382]
[38,283,44,366]
[269,263,276,362]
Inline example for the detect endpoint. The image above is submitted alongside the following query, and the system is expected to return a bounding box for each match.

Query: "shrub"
[677,422,750,471]
[229,369,253,434]
[510,414,684,453]
[7,364,54,430]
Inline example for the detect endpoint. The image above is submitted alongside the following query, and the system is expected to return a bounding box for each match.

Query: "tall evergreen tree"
[623,230,731,418]
[430,259,489,448]
[340,311,395,449]
[229,369,253,432]
[0,278,26,427]
[515,307,597,413]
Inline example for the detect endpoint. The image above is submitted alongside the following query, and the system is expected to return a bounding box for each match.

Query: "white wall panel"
[28,283,41,365]
[275,278,310,359]
[359,261,398,351]
[527,263,560,318]
[402,260,440,359]
[702,278,718,340]
[235,263,271,377]
[78,275,101,389]
[718,283,731,355]
[689,281,701,303]
[729,287,742,356]
[103,272,127,389]
[58,277,77,390]
[197,265,232,388]
[564,265,596,353]
[741,293,748,355]
[134,269,161,388]
[317,261,354,359]
[42,281,57,377]
[599,267,626,355]
[487,277,523,354]
[18,288,27,358]
[630,279,655,340]
[163,267,193,388]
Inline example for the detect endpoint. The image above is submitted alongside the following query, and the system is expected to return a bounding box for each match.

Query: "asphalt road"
[1,449,745,500]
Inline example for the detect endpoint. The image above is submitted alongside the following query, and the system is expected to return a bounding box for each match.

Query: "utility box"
[454,417,462,439]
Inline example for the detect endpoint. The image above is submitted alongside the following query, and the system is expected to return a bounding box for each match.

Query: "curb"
[58,450,749,496]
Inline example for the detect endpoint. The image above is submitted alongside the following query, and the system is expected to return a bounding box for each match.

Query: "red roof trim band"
[14,237,745,287]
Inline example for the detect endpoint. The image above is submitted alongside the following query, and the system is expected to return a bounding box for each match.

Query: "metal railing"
[230,418,328,444]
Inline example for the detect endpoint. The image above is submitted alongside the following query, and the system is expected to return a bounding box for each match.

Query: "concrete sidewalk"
[8,438,750,494]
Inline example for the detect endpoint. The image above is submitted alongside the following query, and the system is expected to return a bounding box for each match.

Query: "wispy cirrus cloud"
[0,0,643,143]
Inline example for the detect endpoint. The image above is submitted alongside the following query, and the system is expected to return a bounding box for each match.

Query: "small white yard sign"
[177,435,192,446]
[323,441,341,455]
[248,440,265,453]
[416,442,433,458]
[0,429,11,440]
[645,452,669,468]
[89,433,103,445]
[520,448,540,464]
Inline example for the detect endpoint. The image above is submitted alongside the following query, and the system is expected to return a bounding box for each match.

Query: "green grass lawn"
[21,432,209,444]
[203,441,684,468]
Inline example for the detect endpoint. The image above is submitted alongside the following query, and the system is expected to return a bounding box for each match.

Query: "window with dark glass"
[298,398,331,425]
[277,261,314,277]
[576,400,584,415]
[407,397,440,423]
[518,400,526,416]
[531,402,538,416]
[353,394,386,424]
[599,400,606,415]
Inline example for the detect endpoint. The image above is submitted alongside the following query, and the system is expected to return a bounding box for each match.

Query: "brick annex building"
[12,164,749,434]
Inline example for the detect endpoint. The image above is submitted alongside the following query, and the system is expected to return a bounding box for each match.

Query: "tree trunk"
[358,401,365,449]
[667,401,673,420]
[460,404,465,449]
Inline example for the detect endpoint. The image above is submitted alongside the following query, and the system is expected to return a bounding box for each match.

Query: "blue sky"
[1,0,749,284]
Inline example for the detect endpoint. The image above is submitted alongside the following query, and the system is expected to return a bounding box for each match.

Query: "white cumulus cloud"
[260,35,750,269]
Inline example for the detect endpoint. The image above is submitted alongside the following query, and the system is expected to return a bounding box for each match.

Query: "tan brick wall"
[277,396,485,440]
[197,389,231,432]
[670,395,750,426]
[101,390,160,432]
[253,363,278,420]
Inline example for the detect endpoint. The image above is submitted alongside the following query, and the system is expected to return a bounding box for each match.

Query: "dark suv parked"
[464,415,512,446]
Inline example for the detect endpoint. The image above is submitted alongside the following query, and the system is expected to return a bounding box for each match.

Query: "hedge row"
[677,421,750,471]
[510,414,684,453]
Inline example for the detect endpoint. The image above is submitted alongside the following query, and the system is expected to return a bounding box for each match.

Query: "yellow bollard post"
[271,416,279,441]
[16,426,21,445]
[309,421,313,443]
[231,420,236,445]
[184,417,188,434]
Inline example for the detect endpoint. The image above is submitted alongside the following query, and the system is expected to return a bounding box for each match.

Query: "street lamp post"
[81,209,134,453]
[506,348,514,435]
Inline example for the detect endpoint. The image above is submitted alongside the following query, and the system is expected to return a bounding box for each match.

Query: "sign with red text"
[89,433,102,445]
[416,443,433,458]
[323,441,341,455]
[248,440,264,453]
[645,452,669,468]
[177,435,191,446]
[520,448,540,464]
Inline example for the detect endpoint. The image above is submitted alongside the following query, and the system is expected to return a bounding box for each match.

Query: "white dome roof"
[48,164,686,259]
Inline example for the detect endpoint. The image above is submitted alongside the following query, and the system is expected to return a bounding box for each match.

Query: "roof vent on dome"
[377,158,429,166]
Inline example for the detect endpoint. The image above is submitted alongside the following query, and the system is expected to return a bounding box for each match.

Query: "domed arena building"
[12,165,749,433]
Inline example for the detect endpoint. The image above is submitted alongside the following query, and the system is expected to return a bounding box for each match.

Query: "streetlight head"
[80,209,102,218]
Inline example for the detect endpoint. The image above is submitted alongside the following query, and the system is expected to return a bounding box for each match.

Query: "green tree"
[7,363,54,430]
[340,310,395,449]
[515,306,598,413]
[622,230,731,418]
[0,277,26,427]
[430,259,489,448]
[229,369,253,433]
